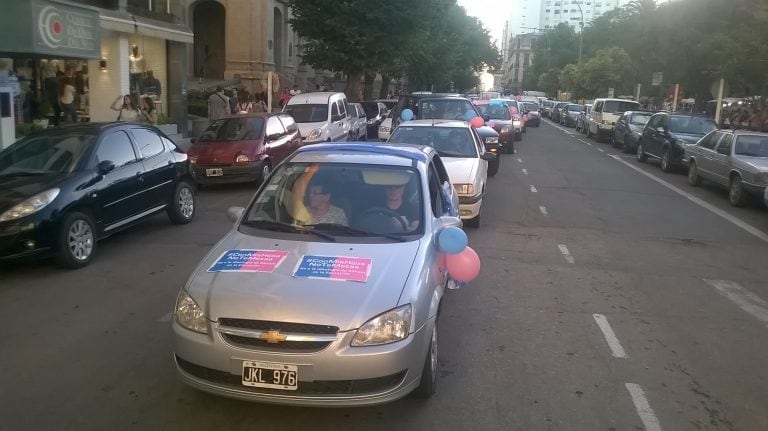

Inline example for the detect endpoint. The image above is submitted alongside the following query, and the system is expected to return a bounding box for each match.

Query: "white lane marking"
[530,185,538,193]
[522,168,528,175]
[539,206,548,216]
[598,148,605,153]
[586,142,593,147]
[703,279,768,328]
[517,158,523,163]
[592,314,628,358]
[557,244,575,264]
[625,383,663,431]
[611,155,768,244]
[577,139,588,144]
[158,312,173,322]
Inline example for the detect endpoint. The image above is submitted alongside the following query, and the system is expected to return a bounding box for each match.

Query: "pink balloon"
[470,117,485,128]
[446,246,481,282]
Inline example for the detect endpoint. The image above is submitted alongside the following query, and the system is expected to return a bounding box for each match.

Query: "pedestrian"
[141,96,158,125]
[252,93,267,113]
[58,77,77,123]
[227,88,239,115]
[208,86,230,121]
[111,94,141,122]
[280,87,291,108]
[290,85,302,96]
[236,92,254,114]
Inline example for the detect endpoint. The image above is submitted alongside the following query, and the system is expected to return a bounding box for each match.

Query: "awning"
[99,10,193,44]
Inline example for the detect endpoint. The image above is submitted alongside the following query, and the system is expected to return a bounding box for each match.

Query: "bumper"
[528,117,541,125]
[742,182,767,196]
[0,211,57,261]
[191,161,265,184]
[458,194,482,219]
[172,319,432,407]
[596,123,615,134]
[483,143,502,154]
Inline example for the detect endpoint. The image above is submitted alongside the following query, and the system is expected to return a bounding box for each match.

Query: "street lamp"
[574,1,584,63]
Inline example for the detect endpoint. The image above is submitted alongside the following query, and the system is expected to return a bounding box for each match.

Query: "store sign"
[31,0,100,58]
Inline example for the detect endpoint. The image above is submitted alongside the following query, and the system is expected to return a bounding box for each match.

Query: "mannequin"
[41,59,61,125]
[129,44,146,94]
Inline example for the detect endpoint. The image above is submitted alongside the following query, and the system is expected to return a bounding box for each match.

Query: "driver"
[382,182,419,230]
[443,130,466,154]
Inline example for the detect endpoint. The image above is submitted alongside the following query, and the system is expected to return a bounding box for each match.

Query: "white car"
[378,117,393,141]
[388,120,494,227]
[348,103,368,141]
[283,92,352,143]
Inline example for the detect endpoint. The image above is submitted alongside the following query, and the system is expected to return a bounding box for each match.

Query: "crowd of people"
[722,100,768,132]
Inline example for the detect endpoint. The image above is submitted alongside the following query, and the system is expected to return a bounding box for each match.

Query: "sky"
[457,0,514,47]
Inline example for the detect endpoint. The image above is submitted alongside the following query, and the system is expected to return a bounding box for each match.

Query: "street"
[2,119,768,430]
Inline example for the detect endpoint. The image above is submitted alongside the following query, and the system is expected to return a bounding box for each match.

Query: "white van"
[587,98,641,140]
[283,92,352,144]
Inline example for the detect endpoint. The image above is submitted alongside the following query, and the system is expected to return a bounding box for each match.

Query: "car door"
[92,130,147,229]
[130,127,176,209]
[711,133,734,186]
[694,131,724,179]
[589,101,603,133]
[615,114,628,143]
[470,126,488,191]
[643,114,662,156]
[278,114,302,158]
[264,116,291,164]
[329,100,346,141]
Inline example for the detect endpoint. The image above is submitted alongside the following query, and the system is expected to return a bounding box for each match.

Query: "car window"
[341,99,350,117]
[669,116,717,134]
[428,162,445,218]
[360,102,380,118]
[630,113,652,126]
[266,117,286,137]
[96,131,137,168]
[390,126,478,158]
[700,131,723,150]
[659,115,669,129]
[593,101,603,112]
[476,104,511,120]
[199,117,264,141]
[419,99,477,121]
[284,104,328,123]
[734,135,768,157]
[331,102,340,118]
[603,100,641,113]
[279,115,299,133]
[0,132,96,175]
[716,134,733,154]
[131,128,164,159]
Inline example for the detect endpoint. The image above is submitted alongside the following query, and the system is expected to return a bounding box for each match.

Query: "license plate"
[206,168,223,177]
[241,361,298,390]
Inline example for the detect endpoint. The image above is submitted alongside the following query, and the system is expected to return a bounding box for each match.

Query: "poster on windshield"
[292,255,372,283]
[208,249,289,273]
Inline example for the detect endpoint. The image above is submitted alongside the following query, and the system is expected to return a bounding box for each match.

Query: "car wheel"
[729,175,749,207]
[488,158,499,177]
[505,141,515,154]
[586,126,594,139]
[621,136,631,153]
[412,319,438,399]
[515,132,522,142]
[636,142,648,163]
[167,180,196,224]
[660,149,673,172]
[610,133,618,148]
[688,161,702,186]
[465,214,480,228]
[56,211,96,269]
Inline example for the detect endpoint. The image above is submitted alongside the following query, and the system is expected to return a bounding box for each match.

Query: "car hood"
[442,157,479,184]
[0,172,66,212]
[188,140,261,163]
[476,125,500,137]
[186,232,421,331]
[735,156,768,171]
[297,121,328,138]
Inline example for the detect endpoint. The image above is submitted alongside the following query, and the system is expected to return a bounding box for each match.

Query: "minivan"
[587,98,641,141]
[283,92,352,144]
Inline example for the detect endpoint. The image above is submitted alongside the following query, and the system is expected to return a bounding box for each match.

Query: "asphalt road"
[2,120,768,431]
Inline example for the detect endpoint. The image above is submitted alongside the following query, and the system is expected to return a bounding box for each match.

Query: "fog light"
[23,240,36,249]
[490,148,497,152]
[460,209,472,216]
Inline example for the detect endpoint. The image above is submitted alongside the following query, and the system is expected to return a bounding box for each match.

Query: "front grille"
[221,334,332,353]
[218,318,338,335]
[176,356,407,396]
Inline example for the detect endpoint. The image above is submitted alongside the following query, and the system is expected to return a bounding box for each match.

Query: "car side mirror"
[656,127,666,133]
[267,132,283,141]
[483,114,491,122]
[481,152,497,161]
[227,206,245,223]
[97,160,116,175]
[437,215,462,229]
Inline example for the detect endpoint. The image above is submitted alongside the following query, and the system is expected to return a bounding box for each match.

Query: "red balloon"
[446,246,481,282]
[469,117,485,128]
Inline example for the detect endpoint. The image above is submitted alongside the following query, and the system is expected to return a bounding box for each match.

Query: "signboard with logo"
[652,72,663,86]
[0,0,100,59]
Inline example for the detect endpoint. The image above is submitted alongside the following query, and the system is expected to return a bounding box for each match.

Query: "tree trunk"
[379,74,392,99]
[344,71,364,102]
[363,72,375,100]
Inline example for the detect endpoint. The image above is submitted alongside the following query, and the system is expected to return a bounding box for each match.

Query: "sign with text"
[208,249,289,273]
[293,255,373,283]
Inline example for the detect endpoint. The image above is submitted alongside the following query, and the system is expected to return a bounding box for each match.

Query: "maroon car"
[475,102,516,153]
[188,113,302,186]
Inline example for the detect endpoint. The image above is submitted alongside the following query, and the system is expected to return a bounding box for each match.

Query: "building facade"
[540,0,632,30]
[502,33,539,94]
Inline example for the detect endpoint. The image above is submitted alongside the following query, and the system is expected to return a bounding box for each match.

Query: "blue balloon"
[438,227,468,254]
[464,110,476,121]
[401,108,414,121]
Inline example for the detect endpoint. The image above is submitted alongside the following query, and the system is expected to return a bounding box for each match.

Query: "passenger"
[288,164,348,226]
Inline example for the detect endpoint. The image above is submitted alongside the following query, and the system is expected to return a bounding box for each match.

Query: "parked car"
[188,114,302,186]
[587,98,641,141]
[521,101,541,127]
[475,100,517,152]
[541,100,556,119]
[611,111,653,153]
[375,98,398,115]
[388,120,494,226]
[685,130,768,206]
[378,117,393,142]
[389,94,480,131]
[361,101,387,139]
[559,104,583,127]
[348,103,368,141]
[637,112,718,172]
[0,123,195,268]
[172,143,461,406]
[283,92,351,143]
[575,104,592,134]
[496,99,526,137]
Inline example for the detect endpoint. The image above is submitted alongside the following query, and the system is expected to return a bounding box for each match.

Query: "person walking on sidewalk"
[208,86,230,121]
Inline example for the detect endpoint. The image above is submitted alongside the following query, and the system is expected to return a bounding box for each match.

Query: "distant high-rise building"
[539,0,633,30]
[509,0,543,36]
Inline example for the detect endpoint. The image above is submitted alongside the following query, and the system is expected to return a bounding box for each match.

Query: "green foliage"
[187,88,212,118]
[15,122,44,139]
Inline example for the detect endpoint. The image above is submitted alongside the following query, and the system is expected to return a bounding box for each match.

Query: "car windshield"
[476,104,511,120]
[0,132,95,175]
[669,117,718,134]
[603,101,640,113]
[630,114,652,126]
[568,105,582,112]
[417,99,478,121]
[734,135,768,157]
[283,104,329,123]
[360,102,380,118]
[243,162,423,237]
[524,102,539,111]
[198,117,264,142]
[390,126,477,158]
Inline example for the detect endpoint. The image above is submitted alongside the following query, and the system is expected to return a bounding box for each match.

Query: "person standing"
[59,77,77,123]
[208,86,230,121]
[111,94,141,122]
[252,94,267,113]
[279,87,292,108]
[290,85,302,96]
[141,97,158,125]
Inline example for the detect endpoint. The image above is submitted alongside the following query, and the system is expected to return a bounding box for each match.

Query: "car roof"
[396,120,471,128]
[286,92,344,104]
[727,130,768,137]
[292,142,433,165]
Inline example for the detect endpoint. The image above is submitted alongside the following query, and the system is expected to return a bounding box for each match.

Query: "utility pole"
[575,1,584,63]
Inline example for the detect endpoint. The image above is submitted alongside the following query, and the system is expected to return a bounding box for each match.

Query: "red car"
[188,113,302,186]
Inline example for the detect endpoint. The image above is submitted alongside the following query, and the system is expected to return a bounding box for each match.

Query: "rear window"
[524,102,539,111]
[390,126,477,158]
[476,104,511,120]
[283,104,329,123]
[669,116,718,135]
[199,117,264,142]
[734,135,768,157]
[602,100,641,113]
[567,105,582,112]
[361,102,380,118]
[630,113,652,126]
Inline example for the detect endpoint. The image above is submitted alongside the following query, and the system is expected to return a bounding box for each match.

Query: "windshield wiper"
[241,219,336,242]
[310,223,408,242]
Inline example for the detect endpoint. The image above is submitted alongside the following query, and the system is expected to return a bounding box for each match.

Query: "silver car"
[685,130,768,206]
[348,102,368,140]
[172,143,462,406]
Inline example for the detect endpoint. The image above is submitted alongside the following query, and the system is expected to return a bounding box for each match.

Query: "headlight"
[235,154,250,164]
[513,121,521,127]
[485,137,499,144]
[175,290,208,334]
[0,188,60,223]
[189,156,198,164]
[453,183,475,195]
[307,128,322,140]
[379,126,391,133]
[755,172,768,186]
[501,125,512,134]
[352,304,411,346]
[367,119,377,125]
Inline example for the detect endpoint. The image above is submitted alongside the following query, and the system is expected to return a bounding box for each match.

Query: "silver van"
[283,92,352,144]
[587,98,641,140]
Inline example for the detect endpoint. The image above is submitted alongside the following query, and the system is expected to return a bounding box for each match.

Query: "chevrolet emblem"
[259,330,287,343]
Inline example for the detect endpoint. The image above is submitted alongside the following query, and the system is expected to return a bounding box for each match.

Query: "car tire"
[636,142,648,163]
[56,211,97,269]
[586,126,594,139]
[688,161,702,186]
[488,158,499,177]
[660,149,673,172]
[411,320,438,399]
[621,136,632,154]
[465,214,480,228]
[505,141,515,154]
[167,180,196,225]
[515,133,522,142]
[729,175,749,207]
[610,133,618,148]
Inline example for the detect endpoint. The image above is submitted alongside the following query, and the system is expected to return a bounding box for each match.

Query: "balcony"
[126,0,183,24]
